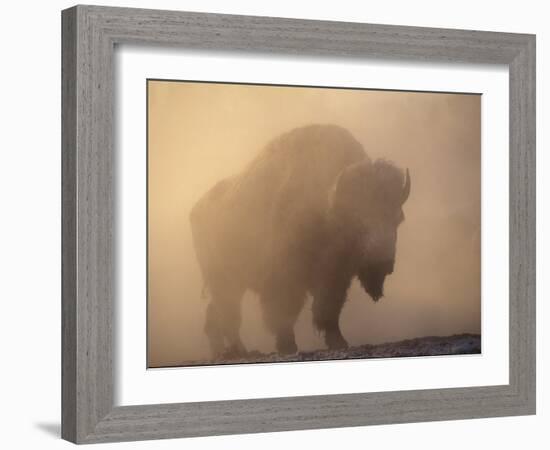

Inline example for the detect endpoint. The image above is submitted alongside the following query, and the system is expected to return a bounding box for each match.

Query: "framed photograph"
[62,5,536,444]
[146,80,482,368]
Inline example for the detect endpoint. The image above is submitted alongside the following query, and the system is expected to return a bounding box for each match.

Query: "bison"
[190,124,410,358]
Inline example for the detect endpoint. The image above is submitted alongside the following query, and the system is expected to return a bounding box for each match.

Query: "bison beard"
[358,264,389,303]
[190,124,410,358]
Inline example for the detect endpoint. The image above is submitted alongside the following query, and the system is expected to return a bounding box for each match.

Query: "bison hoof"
[326,332,348,350]
[276,338,298,355]
[220,343,247,360]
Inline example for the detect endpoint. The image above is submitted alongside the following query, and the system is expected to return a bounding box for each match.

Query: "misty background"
[147,80,481,367]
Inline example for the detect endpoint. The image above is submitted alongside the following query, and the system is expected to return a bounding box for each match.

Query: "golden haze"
[147,80,481,367]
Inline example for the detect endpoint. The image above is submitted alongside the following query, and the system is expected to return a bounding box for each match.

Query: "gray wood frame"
[61,4,536,444]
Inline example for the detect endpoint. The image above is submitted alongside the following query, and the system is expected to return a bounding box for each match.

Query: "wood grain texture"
[508,35,536,408]
[61,4,536,444]
[61,7,77,443]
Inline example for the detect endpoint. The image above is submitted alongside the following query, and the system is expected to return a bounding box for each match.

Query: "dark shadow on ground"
[35,422,61,438]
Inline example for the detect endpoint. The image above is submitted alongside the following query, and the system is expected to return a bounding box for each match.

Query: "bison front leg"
[204,284,246,359]
[312,277,351,350]
[260,283,306,355]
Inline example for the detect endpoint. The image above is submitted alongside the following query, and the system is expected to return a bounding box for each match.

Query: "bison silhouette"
[190,124,410,358]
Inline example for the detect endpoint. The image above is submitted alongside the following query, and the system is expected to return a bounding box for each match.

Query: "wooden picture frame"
[61,5,536,444]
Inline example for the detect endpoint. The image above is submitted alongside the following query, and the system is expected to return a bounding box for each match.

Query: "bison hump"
[229,124,368,204]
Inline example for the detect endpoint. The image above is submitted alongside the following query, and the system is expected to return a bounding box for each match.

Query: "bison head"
[329,159,410,302]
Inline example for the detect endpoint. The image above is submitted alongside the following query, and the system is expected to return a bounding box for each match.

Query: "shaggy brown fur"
[190,124,410,357]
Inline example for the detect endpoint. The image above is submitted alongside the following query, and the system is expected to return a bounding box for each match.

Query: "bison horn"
[402,168,411,204]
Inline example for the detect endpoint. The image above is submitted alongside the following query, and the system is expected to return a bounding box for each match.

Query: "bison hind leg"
[204,284,247,360]
[204,302,225,357]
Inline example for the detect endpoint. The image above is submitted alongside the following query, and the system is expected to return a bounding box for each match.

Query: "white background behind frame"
[1,0,547,449]
[115,45,509,406]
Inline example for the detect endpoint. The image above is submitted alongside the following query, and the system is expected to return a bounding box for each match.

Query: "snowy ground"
[178,333,481,367]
